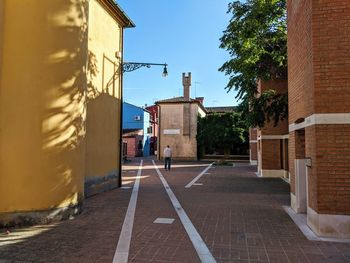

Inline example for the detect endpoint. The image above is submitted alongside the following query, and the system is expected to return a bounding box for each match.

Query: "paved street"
[1,157,350,263]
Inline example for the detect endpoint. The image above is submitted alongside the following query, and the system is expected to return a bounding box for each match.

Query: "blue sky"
[117,0,238,107]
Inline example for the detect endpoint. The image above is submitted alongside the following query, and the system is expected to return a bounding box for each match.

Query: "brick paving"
[0,158,349,263]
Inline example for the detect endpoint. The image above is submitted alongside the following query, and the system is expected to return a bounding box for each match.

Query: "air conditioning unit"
[134,115,141,121]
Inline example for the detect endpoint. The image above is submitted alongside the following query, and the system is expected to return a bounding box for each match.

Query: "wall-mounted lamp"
[123,62,168,77]
[162,65,168,77]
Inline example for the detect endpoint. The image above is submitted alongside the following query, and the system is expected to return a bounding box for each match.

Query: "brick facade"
[288,0,350,238]
[249,128,258,165]
[256,80,289,178]
[122,133,143,158]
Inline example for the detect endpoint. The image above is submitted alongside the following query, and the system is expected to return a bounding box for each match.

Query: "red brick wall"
[261,139,282,170]
[287,0,314,124]
[249,128,257,140]
[312,1,350,113]
[255,80,289,172]
[123,137,136,157]
[249,128,258,161]
[123,135,143,157]
[257,79,288,95]
[250,143,257,161]
[306,125,350,215]
[289,132,296,193]
[258,79,288,135]
[261,118,288,136]
[288,0,350,215]
[288,0,350,119]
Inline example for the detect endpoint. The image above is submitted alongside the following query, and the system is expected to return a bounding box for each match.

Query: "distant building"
[122,102,151,158]
[145,105,159,155]
[156,73,206,160]
[206,106,237,114]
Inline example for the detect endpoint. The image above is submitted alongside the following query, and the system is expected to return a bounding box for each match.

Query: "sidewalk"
[0,158,349,262]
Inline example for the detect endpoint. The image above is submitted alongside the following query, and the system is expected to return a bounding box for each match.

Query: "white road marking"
[113,160,143,263]
[185,163,214,188]
[152,160,216,263]
[193,183,203,186]
[153,218,175,224]
[120,186,132,189]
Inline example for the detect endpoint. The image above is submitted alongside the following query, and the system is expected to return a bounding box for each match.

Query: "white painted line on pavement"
[193,183,203,186]
[113,160,143,263]
[185,163,214,188]
[152,160,216,263]
[153,218,175,224]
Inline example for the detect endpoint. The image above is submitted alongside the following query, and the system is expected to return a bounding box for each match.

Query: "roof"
[155,96,199,104]
[206,106,237,114]
[155,96,207,113]
[98,0,135,28]
[123,101,150,113]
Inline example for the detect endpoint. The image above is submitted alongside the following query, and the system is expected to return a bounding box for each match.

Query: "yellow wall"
[85,0,122,181]
[159,103,201,160]
[0,0,88,214]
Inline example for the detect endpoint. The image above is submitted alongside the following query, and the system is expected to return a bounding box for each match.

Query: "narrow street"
[1,158,349,263]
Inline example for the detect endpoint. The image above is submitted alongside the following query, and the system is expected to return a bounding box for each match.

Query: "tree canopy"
[197,112,248,157]
[219,0,287,127]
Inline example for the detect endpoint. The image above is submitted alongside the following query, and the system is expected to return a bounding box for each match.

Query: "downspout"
[157,104,161,160]
[118,28,124,188]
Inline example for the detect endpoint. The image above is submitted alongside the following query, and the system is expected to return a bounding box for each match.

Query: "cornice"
[96,0,135,28]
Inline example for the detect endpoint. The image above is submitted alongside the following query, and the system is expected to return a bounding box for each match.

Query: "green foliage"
[238,90,288,127]
[219,0,288,127]
[197,112,249,157]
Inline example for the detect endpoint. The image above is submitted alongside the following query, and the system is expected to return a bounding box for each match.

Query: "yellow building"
[156,73,207,160]
[0,0,134,226]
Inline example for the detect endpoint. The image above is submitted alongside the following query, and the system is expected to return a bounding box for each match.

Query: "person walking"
[163,145,172,170]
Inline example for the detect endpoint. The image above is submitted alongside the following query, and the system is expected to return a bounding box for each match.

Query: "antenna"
[194,81,201,98]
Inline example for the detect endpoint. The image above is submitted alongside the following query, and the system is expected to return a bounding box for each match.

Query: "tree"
[197,112,248,158]
[219,0,287,127]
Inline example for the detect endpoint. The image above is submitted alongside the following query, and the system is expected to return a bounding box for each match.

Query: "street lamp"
[118,61,168,188]
[123,62,168,77]
[162,64,168,77]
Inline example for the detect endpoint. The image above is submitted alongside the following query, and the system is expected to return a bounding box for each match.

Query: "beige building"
[0,0,134,226]
[156,73,206,160]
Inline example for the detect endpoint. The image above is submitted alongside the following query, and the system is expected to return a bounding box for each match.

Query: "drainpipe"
[157,104,161,160]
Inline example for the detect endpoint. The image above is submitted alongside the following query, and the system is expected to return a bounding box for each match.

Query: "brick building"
[288,0,350,238]
[249,128,258,165]
[255,80,289,178]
